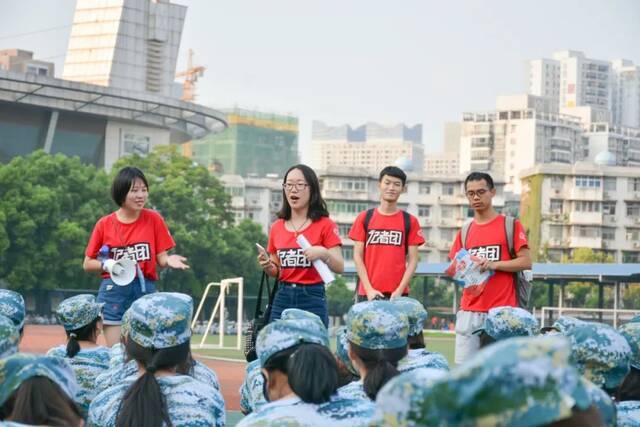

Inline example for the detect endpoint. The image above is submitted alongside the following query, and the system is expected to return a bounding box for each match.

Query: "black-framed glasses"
[282,182,309,191]
[466,189,489,198]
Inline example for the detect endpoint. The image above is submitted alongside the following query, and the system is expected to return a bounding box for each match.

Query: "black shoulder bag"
[244,271,278,362]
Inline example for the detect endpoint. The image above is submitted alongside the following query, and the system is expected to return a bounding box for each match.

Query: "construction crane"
[175,49,206,102]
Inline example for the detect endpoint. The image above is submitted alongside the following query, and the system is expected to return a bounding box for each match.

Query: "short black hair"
[379,166,407,186]
[464,172,494,190]
[111,167,149,207]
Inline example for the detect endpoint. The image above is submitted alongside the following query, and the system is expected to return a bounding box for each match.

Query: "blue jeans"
[269,282,328,327]
[97,277,156,325]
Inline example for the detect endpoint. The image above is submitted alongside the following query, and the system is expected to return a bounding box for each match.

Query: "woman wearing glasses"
[257,164,344,327]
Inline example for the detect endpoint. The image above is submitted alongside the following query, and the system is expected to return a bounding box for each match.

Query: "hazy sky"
[1,0,639,163]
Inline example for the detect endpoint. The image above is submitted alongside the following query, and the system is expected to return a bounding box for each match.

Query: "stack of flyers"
[444,249,494,296]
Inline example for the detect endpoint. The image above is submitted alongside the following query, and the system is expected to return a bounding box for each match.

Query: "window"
[630,178,640,192]
[442,183,456,196]
[225,186,244,197]
[623,252,640,263]
[575,201,601,212]
[550,175,564,190]
[550,199,563,214]
[342,247,354,261]
[604,177,617,192]
[440,228,455,241]
[338,223,351,237]
[602,228,615,241]
[626,228,640,242]
[441,206,455,218]
[327,179,367,192]
[627,202,640,217]
[575,176,601,188]
[603,201,616,215]
[121,133,150,156]
[421,227,430,240]
[326,201,369,214]
[549,225,563,239]
[419,183,431,194]
[577,226,600,238]
[270,191,282,204]
[418,206,431,217]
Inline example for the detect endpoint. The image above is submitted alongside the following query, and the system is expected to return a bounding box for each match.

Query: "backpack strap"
[402,211,411,255]
[461,219,473,249]
[504,216,516,259]
[363,208,375,236]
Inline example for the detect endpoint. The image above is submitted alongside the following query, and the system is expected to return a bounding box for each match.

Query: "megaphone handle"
[136,264,146,293]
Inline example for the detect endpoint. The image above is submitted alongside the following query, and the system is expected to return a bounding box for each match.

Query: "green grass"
[191,331,457,365]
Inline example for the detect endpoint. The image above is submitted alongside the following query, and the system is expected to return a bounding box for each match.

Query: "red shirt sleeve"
[322,218,343,248]
[267,220,280,254]
[348,211,366,242]
[85,217,106,258]
[153,212,176,254]
[448,230,462,260]
[408,214,425,246]
[513,219,529,253]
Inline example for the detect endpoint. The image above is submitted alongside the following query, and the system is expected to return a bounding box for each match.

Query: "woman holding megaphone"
[83,167,189,346]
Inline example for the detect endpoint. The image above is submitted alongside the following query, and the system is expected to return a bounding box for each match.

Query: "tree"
[326,276,353,318]
[563,248,614,308]
[0,151,112,291]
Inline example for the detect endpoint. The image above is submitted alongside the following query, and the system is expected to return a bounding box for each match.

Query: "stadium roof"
[343,262,640,282]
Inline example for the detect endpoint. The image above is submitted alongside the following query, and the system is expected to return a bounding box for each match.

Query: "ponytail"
[115,339,190,427]
[349,341,407,400]
[287,344,338,404]
[65,317,100,358]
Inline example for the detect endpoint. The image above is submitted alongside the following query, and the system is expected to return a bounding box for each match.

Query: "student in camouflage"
[238,309,374,427]
[46,294,109,416]
[370,335,602,426]
[0,354,82,426]
[564,321,632,426]
[616,321,640,426]
[391,297,449,373]
[0,290,25,336]
[471,305,539,348]
[338,301,409,401]
[87,292,225,427]
[0,314,19,359]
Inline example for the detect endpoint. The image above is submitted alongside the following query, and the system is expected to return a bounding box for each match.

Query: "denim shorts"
[97,277,156,325]
[268,282,328,327]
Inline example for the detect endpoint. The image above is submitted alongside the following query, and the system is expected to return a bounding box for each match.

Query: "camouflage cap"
[0,314,19,359]
[618,401,640,427]
[370,368,447,427]
[257,317,330,367]
[281,308,323,324]
[369,336,591,426]
[0,289,25,330]
[0,353,78,407]
[619,321,640,369]
[565,322,631,389]
[473,306,539,340]
[335,326,358,376]
[55,294,104,331]
[552,315,585,334]
[391,297,428,337]
[127,292,193,349]
[629,315,640,324]
[346,301,409,350]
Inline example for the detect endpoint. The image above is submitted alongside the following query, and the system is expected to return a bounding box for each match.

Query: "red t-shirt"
[85,209,176,281]
[448,215,528,312]
[349,209,425,295]
[267,216,342,285]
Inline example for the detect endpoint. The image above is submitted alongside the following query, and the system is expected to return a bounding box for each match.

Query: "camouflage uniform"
[337,380,368,401]
[370,336,591,426]
[582,378,617,427]
[239,359,267,414]
[473,305,539,340]
[0,354,78,409]
[617,401,640,427]
[0,314,19,359]
[565,322,632,389]
[0,289,25,330]
[315,393,374,427]
[237,396,326,427]
[618,321,640,369]
[397,348,449,373]
[87,292,225,427]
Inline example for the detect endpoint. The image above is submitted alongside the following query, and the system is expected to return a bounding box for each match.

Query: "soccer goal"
[191,277,244,350]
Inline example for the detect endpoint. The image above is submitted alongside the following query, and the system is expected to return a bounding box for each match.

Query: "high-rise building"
[63,0,186,97]
[0,49,54,76]
[459,94,585,193]
[443,122,461,154]
[187,108,299,177]
[527,58,561,101]
[312,121,424,172]
[520,160,640,263]
[424,152,459,176]
[612,59,640,129]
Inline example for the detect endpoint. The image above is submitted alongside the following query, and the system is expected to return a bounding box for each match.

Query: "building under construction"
[187,108,299,177]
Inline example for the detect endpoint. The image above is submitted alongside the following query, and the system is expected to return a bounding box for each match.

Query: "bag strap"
[504,216,516,259]
[461,219,473,249]
[254,272,269,318]
[402,210,411,256]
[363,208,375,237]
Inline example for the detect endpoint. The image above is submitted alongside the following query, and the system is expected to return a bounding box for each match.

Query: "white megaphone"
[102,258,137,286]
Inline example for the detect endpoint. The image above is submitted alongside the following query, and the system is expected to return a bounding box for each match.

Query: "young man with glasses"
[448,172,531,364]
[348,166,425,302]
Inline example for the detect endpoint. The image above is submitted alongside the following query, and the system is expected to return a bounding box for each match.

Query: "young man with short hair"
[349,166,425,302]
[449,172,532,364]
